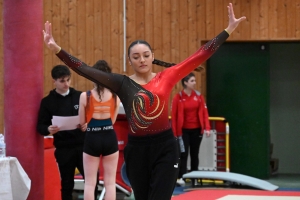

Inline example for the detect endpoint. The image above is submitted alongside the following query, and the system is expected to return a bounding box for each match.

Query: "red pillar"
[3,1,44,199]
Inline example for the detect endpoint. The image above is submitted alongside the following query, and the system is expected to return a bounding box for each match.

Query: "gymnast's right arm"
[43,21,124,93]
[55,49,123,92]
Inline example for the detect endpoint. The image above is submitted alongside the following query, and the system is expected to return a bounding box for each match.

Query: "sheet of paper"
[51,116,80,131]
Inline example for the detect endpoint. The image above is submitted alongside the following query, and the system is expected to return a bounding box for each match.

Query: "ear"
[152,53,154,61]
[128,57,131,65]
[183,80,188,86]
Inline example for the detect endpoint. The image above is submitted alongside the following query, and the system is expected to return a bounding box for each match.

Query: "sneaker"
[176,178,185,186]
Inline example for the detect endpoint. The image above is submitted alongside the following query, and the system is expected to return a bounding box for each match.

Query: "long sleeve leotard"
[56,30,229,136]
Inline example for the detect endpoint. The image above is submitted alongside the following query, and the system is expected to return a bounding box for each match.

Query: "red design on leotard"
[130,89,164,133]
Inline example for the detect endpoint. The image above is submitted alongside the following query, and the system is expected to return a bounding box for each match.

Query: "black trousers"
[178,128,203,178]
[54,145,98,200]
[124,129,180,200]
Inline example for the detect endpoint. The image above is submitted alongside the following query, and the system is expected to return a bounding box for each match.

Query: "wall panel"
[250,0,260,39]
[153,0,163,73]
[0,0,300,133]
[111,0,122,75]
[260,0,269,39]
[296,0,300,38]
[125,0,136,75]
[205,0,215,38]
[286,0,296,38]
[68,0,78,90]
[268,0,278,38]
[77,0,88,91]
[277,0,287,38]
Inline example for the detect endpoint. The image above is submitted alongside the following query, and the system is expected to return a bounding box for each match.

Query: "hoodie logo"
[74,105,79,110]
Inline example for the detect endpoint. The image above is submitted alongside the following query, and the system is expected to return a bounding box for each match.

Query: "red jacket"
[171,90,210,137]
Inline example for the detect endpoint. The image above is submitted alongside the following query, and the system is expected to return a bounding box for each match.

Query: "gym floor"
[71,173,300,200]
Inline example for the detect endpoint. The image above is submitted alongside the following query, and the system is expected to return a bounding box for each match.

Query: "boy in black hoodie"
[37,65,97,200]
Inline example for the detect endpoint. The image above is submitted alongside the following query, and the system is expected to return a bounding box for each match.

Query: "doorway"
[206,42,300,179]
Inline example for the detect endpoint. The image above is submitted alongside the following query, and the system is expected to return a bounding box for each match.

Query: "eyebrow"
[132,51,151,55]
[60,78,70,82]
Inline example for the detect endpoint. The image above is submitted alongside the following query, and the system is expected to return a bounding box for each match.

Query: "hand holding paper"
[51,116,80,131]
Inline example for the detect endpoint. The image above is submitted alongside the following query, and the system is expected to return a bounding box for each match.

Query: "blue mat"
[183,171,279,191]
[173,186,186,195]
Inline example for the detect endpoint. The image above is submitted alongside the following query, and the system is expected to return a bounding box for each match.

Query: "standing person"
[36,65,98,200]
[43,3,245,200]
[80,60,121,200]
[171,72,211,186]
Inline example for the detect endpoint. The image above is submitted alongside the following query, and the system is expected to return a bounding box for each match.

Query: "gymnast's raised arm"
[43,21,124,93]
[165,3,246,86]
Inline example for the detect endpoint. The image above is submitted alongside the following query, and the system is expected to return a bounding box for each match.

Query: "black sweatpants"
[178,128,202,178]
[54,145,98,200]
[124,129,180,200]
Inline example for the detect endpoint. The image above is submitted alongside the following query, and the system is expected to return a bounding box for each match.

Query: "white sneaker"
[176,178,185,186]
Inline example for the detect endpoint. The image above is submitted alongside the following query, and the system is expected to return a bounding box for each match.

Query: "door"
[207,43,270,179]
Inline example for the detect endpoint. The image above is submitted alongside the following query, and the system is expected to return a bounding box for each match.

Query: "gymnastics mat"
[183,171,278,191]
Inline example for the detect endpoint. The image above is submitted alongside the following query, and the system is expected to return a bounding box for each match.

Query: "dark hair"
[127,40,152,56]
[181,72,195,88]
[92,60,116,101]
[93,60,112,73]
[51,65,71,80]
[127,40,176,68]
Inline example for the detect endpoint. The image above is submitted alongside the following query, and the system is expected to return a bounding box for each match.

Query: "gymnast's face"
[184,76,196,90]
[128,44,154,74]
[53,76,71,94]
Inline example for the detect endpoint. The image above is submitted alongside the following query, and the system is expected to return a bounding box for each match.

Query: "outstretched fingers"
[226,3,246,34]
[48,22,53,37]
[43,21,58,51]
[227,3,234,20]
[227,3,239,23]
[44,21,51,36]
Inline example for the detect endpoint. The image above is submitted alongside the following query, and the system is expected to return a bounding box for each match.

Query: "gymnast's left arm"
[166,3,246,85]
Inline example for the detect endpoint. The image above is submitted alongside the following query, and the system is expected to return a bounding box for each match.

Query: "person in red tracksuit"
[171,72,211,186]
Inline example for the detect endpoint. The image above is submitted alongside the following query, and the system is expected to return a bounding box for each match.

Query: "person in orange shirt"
[171,72,211,186]
[78,60,121,200]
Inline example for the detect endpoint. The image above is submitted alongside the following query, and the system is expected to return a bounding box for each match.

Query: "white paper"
[51,116,80,131]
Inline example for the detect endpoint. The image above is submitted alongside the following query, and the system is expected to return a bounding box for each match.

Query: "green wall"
[269,42,300,174]
[207,43,270,179]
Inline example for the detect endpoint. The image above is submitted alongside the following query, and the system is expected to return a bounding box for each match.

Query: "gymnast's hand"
[43,21,61,53]
[225,3,246,35]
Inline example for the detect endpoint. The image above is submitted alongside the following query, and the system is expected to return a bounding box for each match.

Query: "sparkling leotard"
[57,30,229,136]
